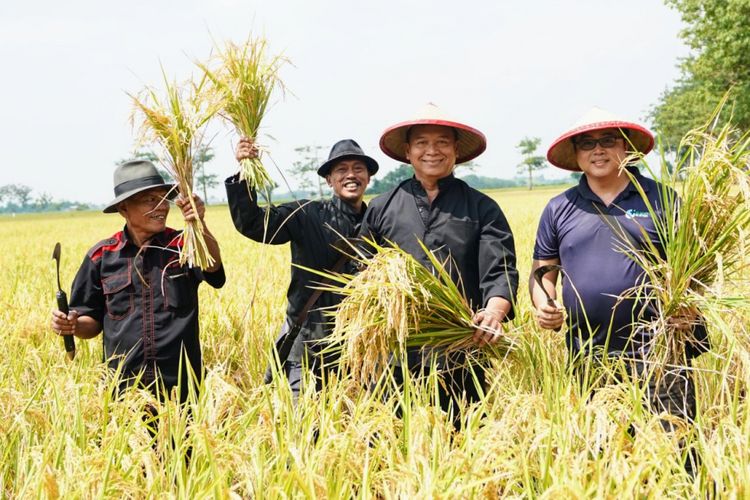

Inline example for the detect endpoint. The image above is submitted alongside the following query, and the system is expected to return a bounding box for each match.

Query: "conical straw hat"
[379,103,487,164]
[547,106,654,171]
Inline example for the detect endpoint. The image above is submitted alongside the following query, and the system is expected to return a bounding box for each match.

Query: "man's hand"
[667,306,700,333]
[50,309,79,336]
[236,137,259,162]
[176,193,205,222]
[471,309,505,347]
[534,300,565,331]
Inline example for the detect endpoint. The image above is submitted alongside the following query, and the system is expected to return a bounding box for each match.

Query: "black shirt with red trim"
[69,226,225,399]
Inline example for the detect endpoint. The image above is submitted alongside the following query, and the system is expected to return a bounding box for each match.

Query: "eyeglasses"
[573,136,623,151]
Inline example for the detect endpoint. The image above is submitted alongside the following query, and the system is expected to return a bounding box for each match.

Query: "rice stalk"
[129,67,220,269]
[621,95,750,367]
[300,239,517,384]
[198,36,288,201]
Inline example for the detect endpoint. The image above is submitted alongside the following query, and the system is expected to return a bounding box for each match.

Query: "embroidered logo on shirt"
[625,209,650,219]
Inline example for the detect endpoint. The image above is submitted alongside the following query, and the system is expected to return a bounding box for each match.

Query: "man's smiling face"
[326,159,370,205]
[574,128,628,179]
[118,187,171,239]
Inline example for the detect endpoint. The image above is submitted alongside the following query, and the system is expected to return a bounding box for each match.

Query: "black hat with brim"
[103,160,176,213]
[317,139,379,177]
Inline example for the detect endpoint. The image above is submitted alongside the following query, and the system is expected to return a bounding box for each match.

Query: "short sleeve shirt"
[69,226,225,396]
[533,168,664,355]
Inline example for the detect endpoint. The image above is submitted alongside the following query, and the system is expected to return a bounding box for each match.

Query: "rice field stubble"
[1,185,748,498]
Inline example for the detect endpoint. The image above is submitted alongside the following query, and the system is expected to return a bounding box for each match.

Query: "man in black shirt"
[227,138,379,402]
[363,103,518,421]
[50,160,225,403]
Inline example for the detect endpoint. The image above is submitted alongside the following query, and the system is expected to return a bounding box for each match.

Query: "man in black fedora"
[50,159,225,403]
[227,137,379,402]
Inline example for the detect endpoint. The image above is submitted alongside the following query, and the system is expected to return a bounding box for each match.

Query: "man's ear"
[404,143,411,162]
[325,175,333,188]
[116,201,128,218]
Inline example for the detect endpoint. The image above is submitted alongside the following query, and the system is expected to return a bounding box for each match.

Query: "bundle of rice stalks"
[623,97,750,366]
[199,37,288,200]
[305,240,516,384]
[130,69,219,269]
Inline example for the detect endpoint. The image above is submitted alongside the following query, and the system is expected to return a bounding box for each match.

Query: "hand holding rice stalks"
[304,239,517,384]
[130,69,219,269]
[199,37,288,200]
[624,97,750,365]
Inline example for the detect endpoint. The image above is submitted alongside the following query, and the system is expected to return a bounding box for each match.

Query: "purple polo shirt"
[533,168,665,356]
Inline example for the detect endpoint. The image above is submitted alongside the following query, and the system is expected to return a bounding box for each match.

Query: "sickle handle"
[56,290,76,359]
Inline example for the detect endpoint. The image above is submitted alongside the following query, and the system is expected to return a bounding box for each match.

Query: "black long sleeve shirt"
[225,174,365,346]
[360,175,518,317]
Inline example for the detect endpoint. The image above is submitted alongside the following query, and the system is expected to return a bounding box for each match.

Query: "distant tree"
[515,137,547,190]
[368,164,414,194]
[459,174,520,190]
[570,172,583,182]
[193,146,217,204]
[457,160,479,173]
[651,0,750,150]
[0,184,33,212]
[35,192,53,210]
[290,145,326,198]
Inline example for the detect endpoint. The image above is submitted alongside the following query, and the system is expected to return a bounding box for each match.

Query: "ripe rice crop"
[1,184,749,497]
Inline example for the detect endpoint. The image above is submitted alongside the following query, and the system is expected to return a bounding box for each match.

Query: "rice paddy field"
[2,185,749,498]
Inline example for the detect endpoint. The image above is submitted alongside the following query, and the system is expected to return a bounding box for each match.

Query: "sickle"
[52,242,76,360]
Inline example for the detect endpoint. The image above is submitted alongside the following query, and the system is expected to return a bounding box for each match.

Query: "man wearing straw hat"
[362,103,518,424]
[529,107,708,433]
[228,138,379,402]
[50,159,225,403]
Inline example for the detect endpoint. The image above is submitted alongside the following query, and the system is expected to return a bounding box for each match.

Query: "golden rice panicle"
[199,36,289,200]
[129,69,219,269]
[623,95,750,366]
[311,239,514,384]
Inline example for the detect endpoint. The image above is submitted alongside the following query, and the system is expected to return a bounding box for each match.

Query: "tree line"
[0,184,92,214]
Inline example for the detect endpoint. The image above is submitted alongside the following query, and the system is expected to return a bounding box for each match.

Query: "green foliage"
[515,136,547,190]
[368,164,414,194]
[651,0,750,150]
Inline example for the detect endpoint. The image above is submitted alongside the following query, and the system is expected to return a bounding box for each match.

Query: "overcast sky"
[0,0,688,204]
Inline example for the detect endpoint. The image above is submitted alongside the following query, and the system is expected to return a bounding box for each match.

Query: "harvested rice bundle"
[200,37,288,200]
[130,70,219,269]
[624,98,750,365]
[307,240,516,384]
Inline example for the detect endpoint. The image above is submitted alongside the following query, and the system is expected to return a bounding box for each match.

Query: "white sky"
[0,0,688,204]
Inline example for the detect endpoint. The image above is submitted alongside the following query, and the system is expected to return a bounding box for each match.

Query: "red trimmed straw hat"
[547,106,655,172]
[379,102,487,164]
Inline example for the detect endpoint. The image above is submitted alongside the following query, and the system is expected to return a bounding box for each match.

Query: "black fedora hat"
[317,139,379,177]
[103,160,176,213]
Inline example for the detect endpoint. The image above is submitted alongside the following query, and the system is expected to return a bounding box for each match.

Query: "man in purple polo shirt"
[529,108,708,433]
